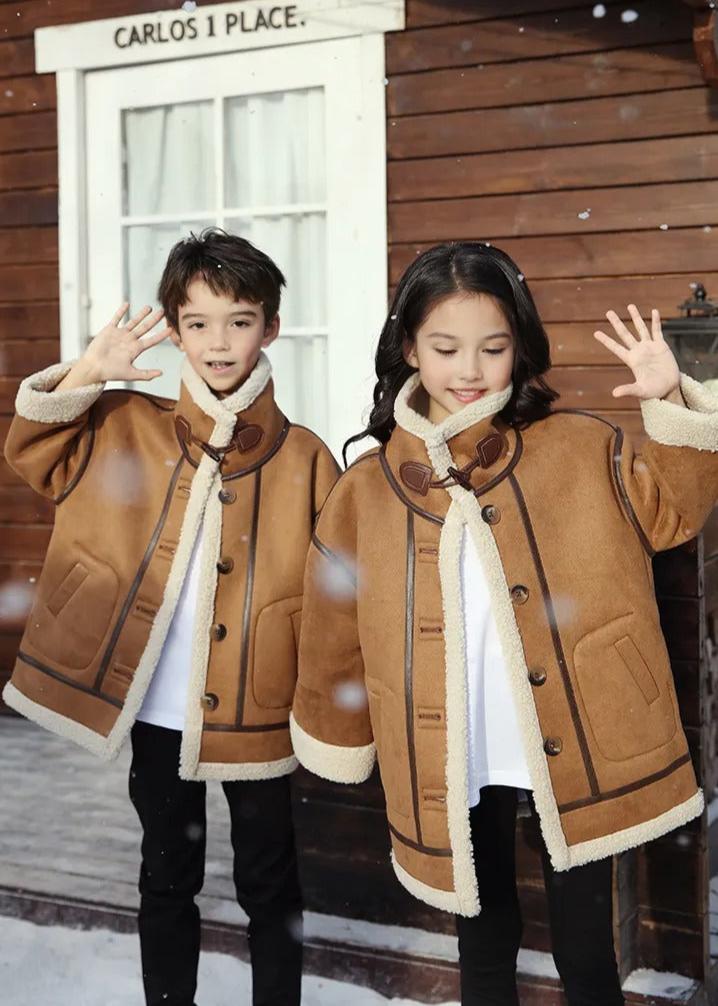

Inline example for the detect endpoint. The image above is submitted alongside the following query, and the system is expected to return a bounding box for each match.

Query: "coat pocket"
[26,549,119,673]
[366,680,412,821]
[252,595,302,709]
[573,613,677,762]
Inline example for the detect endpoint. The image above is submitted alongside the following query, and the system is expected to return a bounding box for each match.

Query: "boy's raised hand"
[593,305,681,402]
[78,303,173,384]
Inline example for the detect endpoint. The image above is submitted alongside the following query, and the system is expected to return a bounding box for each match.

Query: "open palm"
[83,303,172,383]
[594,305,680,400]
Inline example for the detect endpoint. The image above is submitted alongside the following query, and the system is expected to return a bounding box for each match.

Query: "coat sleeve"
[3,362,104,502]
[290,473,375,784]
[615,374,718,553]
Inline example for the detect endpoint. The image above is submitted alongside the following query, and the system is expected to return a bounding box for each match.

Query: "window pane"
[267,335,327,436]
[226,214,326,328]
[123,102,215,216]
[225,88,325,207]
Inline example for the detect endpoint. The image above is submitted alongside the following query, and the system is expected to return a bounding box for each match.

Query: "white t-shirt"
[136,523,204,732]
[461,527,532,806]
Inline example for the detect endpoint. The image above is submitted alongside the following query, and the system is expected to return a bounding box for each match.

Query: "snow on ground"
[0,916,457,1006]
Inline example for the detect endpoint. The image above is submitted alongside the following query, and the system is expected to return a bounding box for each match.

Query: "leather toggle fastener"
[399,432,507,496]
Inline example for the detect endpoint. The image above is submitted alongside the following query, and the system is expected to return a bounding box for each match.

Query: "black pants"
[129,721,303,1006]
[456,786,625,1006]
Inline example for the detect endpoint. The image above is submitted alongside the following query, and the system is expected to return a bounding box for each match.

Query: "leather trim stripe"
[94,457,185,691]
[612,428,655,557]
[311,532,357,587]
[222,418,290,481]
[508,472,600,797]
[379,447,444,526]
[236,468,261,726]
[18,650,122,709]
[558,753,691,814]
[473,428,524,498]
[55,411,96,505]
[404,510,423,847]
[204,720,288,733]
[389,823,452,858]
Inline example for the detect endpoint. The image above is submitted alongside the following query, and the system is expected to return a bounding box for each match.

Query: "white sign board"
[35,0,405,72]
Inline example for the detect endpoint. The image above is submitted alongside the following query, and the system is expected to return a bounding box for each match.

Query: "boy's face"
[172,278,279,397]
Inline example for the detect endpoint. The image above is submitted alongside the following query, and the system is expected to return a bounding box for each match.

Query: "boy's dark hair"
[343,241,559,466]
[158,227,287,330]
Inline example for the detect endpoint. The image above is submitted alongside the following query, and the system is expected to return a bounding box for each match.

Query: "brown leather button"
[201,692,219,712]
[216,557,234,574]
[218,488,236,504]
[510,584,529,605]
[481,504,501,525]
[544,737,563,756]
[529,667,547,687]
[211,623,227,641]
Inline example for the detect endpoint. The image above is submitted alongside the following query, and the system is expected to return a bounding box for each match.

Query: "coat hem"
[562,787,704,870]
[2,682,116,759]
[390,851,463,915]
[289,712,376,783]
[182,754,298,781]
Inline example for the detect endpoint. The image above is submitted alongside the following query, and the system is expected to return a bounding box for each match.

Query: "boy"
[3,228,339,1006]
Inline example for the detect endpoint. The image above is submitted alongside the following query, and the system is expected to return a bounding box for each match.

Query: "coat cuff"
[289,712,375,784]
[15,362,105,425]
[640,374,718,452]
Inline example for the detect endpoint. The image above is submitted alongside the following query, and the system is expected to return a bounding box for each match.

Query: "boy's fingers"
[136,325,172,349]
[131,309,166,338]
[110,302,130,327]
[125,305,155,332]
[128,367,163,381]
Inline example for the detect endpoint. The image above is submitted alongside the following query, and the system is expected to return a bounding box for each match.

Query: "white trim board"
[35,0,405,72]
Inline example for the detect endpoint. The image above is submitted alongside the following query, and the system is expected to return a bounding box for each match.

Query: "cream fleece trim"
[390,851,462,914]
[179,471,223,781]
[2,681,111,757]
[192,755,298,781]
[560,788,704,871]
[14,361,104,425]
[289,712,376,784]
[641,373,718,452]
[180,351,271,434]
[437,505,480,916]
[394,373,512,445]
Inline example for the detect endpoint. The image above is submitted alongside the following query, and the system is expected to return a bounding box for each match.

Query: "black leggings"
[456,786,625,1006]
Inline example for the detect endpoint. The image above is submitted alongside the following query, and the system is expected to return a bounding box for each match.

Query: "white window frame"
[44,3,403,456]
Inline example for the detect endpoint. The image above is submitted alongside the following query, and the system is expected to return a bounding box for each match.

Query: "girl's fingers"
[627,303,651,342]
[110,302,130,327]
[612,382,641,399]
[605,309,638,349]
[593,329,629,362]
[651,308,664,341]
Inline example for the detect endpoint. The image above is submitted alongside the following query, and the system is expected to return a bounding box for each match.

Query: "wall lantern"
[662,282,718,383]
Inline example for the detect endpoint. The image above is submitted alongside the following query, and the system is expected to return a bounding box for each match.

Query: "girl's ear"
[402,337,418,369]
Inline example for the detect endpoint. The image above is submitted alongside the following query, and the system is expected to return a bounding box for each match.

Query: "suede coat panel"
[291,374,718,915]
[3,354,339,780]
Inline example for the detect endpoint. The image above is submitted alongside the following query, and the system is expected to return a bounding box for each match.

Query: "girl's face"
[403,292,515,424]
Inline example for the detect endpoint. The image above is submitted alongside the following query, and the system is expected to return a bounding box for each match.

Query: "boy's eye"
[232,320,250,328]
[188,321,206,330]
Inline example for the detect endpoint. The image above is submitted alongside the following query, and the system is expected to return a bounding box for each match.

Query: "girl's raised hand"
[79,303,173,384]
[593,305,680,401]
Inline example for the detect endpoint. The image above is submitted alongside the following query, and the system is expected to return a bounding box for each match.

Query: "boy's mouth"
[206,361,234,373]
[449,388,487,404]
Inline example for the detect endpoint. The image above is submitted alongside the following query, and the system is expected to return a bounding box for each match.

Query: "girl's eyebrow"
[426,331,512,341]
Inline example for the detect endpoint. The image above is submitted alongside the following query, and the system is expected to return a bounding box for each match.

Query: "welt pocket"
[614,635,659,704]
[46,562,89,616]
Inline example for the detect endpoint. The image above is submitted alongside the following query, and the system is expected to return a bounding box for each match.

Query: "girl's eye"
[435,348,456,356]
[484,348,506,356]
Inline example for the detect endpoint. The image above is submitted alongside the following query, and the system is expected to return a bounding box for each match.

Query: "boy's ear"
[262,314,280,348]
[402,337,418,369]
[168,327,183,349]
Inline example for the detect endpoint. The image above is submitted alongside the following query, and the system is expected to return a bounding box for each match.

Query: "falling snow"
[621,9,639,23]
[592,3,607,16]
[578,209,592,220]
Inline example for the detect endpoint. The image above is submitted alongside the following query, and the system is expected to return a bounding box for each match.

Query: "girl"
[289,242,718,1005]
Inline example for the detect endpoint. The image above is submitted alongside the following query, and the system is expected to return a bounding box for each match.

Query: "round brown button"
[218,489,236,505]
[481,504,501,525]
[201,692,219,712]
[217,557,234,574]
[510,585,529,605]
[211,623,227,641]
[528,667,547,687]
[544,737,563,756]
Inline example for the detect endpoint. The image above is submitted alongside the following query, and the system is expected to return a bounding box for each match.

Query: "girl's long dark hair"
[343,242,558,466]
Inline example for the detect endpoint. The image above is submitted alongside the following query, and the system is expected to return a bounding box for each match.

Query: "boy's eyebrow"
[180,308,259,319]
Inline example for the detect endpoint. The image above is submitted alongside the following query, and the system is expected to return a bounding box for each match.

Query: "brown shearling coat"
[291,374,718,915]
[4,353,338,780]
